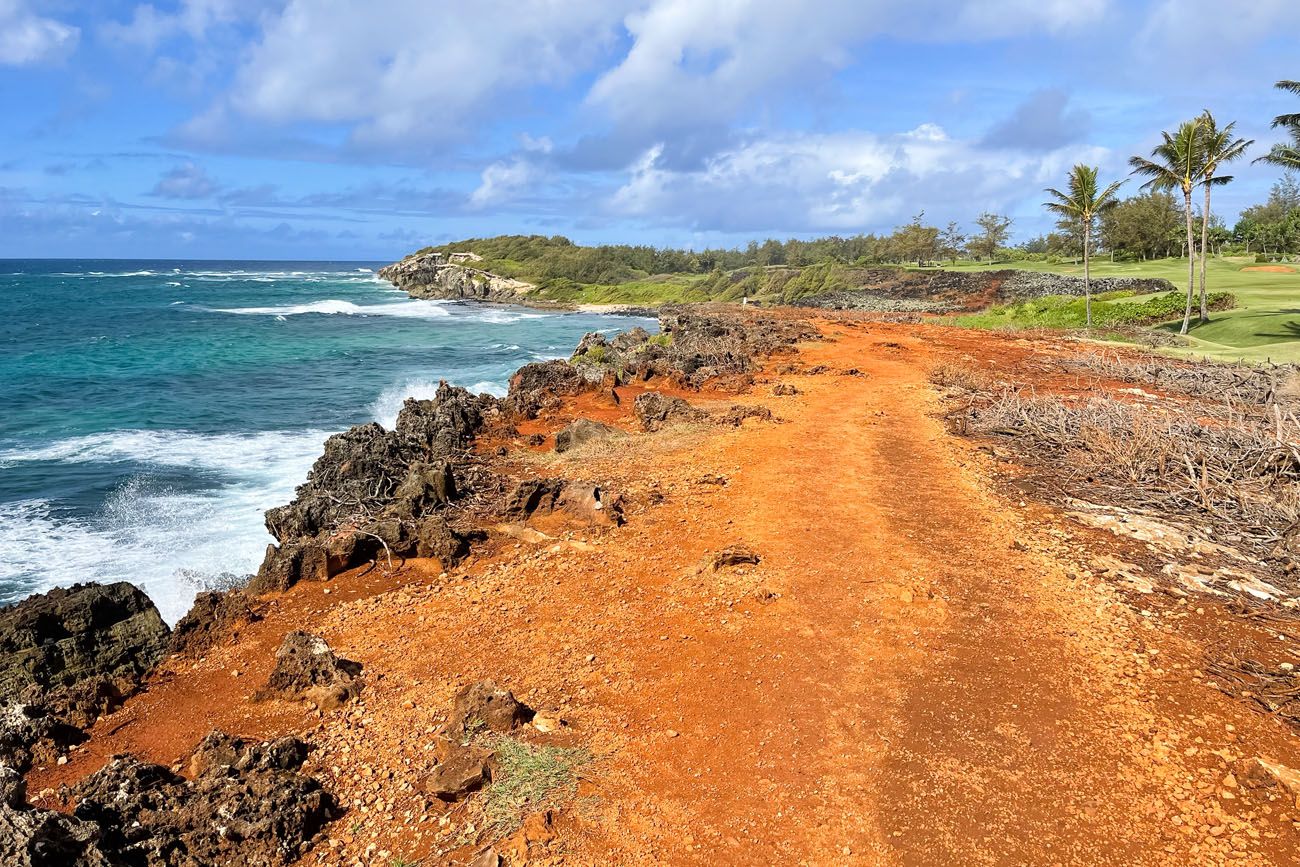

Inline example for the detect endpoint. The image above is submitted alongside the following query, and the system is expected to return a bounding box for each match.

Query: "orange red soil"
[29,317,1300,865]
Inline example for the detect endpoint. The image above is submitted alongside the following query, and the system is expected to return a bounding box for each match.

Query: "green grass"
[951,290,1235,331]
[536,273,711,305]
[939,256,1300,363]
[483,739,591,836]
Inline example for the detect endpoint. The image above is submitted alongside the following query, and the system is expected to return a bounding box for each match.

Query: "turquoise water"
[0,260,652,621]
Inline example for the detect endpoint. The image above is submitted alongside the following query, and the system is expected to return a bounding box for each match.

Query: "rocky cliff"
[377,252,539,304]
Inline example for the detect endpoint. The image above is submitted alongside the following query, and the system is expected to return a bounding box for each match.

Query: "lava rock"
[443,680,534,737]
[414,514,470,565]
[0,765,107,867]
[169,590,261,658]
[713,545,761,570]
[255,632,363,711]
[0,583,169,772]
[716,405,774,427]
[421,742,492,802]
[634,393,706,432]
[72,735,334,867]
[554,419,623,454]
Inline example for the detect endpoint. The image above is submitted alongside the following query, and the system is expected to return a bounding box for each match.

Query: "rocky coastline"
[0,303,815,865]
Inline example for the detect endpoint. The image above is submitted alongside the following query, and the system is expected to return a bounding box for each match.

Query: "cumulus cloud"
[136,0,1112,156]
[0,0,79,65]
[150,163,219,199]
[216,0,628,146]
[607,124,1106,233]
[587,0,1109,148]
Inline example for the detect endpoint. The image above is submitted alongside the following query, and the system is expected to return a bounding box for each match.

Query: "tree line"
[423,79,1300,333]
[1041,78,1300,332]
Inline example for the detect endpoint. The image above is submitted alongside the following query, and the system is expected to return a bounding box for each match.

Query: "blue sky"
[1,0,1296,260]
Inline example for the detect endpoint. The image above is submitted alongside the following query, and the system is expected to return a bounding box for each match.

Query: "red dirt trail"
[30,318,1300,865]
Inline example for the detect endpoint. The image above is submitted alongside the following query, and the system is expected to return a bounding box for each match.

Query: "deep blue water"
[0,260,652,621]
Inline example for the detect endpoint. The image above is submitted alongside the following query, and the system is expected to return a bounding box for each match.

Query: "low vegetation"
[482,738,591,837]
[947,290,1236,331]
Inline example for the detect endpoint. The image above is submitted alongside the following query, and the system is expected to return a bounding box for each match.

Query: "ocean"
[0,260,653,623]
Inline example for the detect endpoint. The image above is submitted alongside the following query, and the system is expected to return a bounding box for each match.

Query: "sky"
[0,0,1297,261]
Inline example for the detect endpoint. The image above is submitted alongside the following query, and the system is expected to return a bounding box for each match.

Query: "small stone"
[666,730,679,738]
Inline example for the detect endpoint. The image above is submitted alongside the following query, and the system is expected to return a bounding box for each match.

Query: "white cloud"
[103,0,259,47]
[608,125,1107,232]
[217,0,630,145]
[1138,0,1291,52]
[469,158,536,209]
[588,0,1109,135]
[151,163,219,199]
[0,0,79,65]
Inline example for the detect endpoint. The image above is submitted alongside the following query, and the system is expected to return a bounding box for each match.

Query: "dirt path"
[34,319,1300,865]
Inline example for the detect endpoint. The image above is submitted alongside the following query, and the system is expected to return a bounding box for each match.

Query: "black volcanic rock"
[0,582,169,772]
[69,734,334,866]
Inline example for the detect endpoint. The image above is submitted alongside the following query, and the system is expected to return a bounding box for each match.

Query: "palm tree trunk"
[1200,181,1211,324]
[1083,221,1092,327]
[1181,189,1195,335]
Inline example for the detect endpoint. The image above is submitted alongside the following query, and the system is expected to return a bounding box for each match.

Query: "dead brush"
[1062,351,1300,406]
[960,389,1300,543]
[1205,656,1300,730]
[928,361,993,392]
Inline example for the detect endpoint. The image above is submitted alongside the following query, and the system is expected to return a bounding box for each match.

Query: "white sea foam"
[0,428,330,623]
[368,378,509,429]
[210,299,453,319]
[0,428,329,471]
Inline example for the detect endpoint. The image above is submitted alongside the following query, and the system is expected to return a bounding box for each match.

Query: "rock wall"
[794,269,1176,313]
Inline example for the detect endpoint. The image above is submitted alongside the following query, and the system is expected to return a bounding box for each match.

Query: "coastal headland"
[4,268,1300,865]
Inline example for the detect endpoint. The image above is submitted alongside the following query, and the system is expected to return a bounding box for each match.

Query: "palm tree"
[1130,119,1205,335]
[1043,165,1125,326]
[1195,112,1253,323]
[1256,80,1300,171]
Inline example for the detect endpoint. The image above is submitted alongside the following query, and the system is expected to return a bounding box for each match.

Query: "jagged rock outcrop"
[378,253,538,304]
[504,360,599,420]
[0,766,107,867]
[0,583,170,772]
[253,383,491,592]
[169,590,260,658]
[0,731,334,866]
[69,734,334,867]
[634,393,707,432]
[565,305,818,392]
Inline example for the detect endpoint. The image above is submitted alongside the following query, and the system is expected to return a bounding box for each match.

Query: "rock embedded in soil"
[634,392,707,432]
[713,545,762,570]
[443,680,534,736]
[255,631,363,711]
[716,404,774,427]
[420,742,492,802]
[502,479,623,527]
[554,418,623,454]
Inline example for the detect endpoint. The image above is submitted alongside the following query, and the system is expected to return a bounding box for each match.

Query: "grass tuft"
[484,739,591,836]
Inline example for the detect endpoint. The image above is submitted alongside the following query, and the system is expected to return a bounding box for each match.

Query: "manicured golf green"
[941,256,1300,363]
